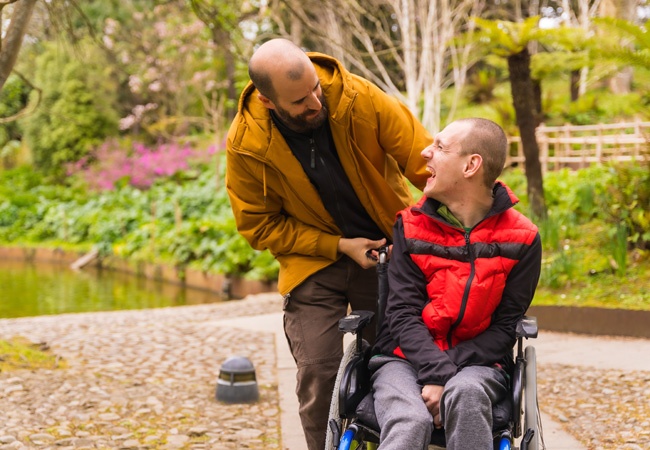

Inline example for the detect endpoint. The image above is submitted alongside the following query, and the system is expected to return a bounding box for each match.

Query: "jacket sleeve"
[225,149,340,261]
[385,217,458,385]
[357,77,432,190]
[445,232,542,368]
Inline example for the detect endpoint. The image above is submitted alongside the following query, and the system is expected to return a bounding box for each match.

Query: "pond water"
[0,259,223,319]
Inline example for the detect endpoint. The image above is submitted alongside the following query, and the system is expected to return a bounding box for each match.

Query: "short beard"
[274,94,329,133]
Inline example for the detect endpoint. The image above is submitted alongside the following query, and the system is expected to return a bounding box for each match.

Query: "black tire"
[325,340,359,450]
[523,346,540,450]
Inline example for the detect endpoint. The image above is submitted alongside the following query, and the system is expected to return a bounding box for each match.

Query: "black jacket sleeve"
[382,217,459,385]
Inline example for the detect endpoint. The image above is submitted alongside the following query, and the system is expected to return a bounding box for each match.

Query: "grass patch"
[0,336,67,372]
[534,269,650,310]
[534,221,650,310]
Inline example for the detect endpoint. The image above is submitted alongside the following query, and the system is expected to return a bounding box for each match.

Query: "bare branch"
[0,0,21,11]
[0,69,42,123]
[0,0,37,91]
[271,0,485,131]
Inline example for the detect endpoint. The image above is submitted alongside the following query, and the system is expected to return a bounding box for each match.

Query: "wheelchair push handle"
[378,245,388,264]
[364,245,390,263]
[375,245,390,334]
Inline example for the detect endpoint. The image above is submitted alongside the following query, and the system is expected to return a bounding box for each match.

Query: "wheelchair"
[325,249,543,450]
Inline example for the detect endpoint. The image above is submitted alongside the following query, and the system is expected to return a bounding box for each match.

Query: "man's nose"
[307,93,322,110]
[421,145,432,159]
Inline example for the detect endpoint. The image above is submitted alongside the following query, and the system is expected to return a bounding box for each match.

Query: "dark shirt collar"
[270,110,317,138]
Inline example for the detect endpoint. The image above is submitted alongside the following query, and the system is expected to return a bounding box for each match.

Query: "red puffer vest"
[397,191,538,353]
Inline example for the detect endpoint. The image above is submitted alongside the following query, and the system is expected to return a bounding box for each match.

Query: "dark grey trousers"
[283,256,378,450]
[370,356,508,450]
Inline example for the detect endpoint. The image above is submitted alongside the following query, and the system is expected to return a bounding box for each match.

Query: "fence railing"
[506,120,650,172]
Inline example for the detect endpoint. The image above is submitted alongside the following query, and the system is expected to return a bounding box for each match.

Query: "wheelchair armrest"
[516,316,538,339]
[339,349,372,417]
[339,310,375,334]
[512,358,524,437]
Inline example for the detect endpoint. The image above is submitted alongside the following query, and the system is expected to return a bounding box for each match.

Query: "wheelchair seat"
[327,312,540,450]
[345,371,513,447]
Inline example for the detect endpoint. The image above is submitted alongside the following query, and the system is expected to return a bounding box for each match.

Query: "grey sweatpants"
[370,356,508,450]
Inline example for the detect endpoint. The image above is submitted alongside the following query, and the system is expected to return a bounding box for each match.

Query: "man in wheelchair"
[367,118,542,449]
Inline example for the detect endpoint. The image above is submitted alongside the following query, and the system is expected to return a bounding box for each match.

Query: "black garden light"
[216,356,259,404]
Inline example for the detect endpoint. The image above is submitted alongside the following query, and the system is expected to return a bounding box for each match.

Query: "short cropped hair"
[249,66,276,101]
[457,118,508,187]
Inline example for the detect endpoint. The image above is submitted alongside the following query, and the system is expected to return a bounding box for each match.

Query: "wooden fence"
[506,120,650,172]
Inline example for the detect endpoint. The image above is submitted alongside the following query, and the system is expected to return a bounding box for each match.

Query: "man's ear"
[463,154,483,178]
[258,93,276,110]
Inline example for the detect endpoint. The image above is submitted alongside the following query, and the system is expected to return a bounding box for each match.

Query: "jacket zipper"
[309,138,316,169]
[315,144,352,237]
[232,93,360,231]
[447,231,475,348]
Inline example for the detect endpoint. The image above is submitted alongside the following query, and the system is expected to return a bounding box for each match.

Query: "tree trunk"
[0,0,38,91]
[570,70,580,101]
[507,47,547,220]
[213,28,237,122]
[532,78,542,125]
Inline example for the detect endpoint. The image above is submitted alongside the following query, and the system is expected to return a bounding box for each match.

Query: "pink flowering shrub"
[67,139,217,191]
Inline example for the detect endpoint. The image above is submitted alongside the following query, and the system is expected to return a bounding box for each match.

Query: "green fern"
[470,16,546,56]
[592,17,650,68]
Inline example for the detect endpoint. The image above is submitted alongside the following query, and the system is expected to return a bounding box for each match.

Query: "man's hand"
[422,384,445,429]
[337,237,387,269]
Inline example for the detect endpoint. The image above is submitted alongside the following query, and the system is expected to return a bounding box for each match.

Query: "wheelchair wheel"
[325,340,360,450]
[523,346,540,450]
[338,424,377,450]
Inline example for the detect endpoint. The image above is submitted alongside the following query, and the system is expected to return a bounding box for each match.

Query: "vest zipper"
[447,231,475,348]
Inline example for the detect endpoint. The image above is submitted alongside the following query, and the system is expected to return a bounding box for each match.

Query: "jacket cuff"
[418,361,458,386]
[317,232,340,261]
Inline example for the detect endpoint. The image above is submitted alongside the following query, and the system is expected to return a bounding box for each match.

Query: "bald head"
[249,39,313,102]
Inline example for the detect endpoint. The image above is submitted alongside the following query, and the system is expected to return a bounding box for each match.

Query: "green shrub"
[0,163,279,281]
[4,159,646,288]
[598,161,650,251]
[541,246,579,289]
[19,41,119,179]
[542,166,611,224]
[544,89,646,126]
[465,69,498,104]
[0,75,31,168]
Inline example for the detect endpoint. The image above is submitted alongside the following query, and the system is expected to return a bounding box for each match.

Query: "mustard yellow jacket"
[226,52,432,295]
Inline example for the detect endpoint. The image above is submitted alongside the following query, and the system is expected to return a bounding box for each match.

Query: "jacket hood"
[232,52,355,161]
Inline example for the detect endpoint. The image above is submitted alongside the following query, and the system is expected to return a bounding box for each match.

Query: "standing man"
[371,118,542,449]
[225,38,432,450]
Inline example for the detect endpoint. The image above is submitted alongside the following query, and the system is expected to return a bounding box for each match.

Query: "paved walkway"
[0,296,287,450]
[218,307,650,450]
[3,293,649,450]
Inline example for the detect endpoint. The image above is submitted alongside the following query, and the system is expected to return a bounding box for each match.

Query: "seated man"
[370,118,542,450]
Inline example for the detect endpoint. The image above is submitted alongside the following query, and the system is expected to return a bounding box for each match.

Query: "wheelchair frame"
[325,249,543,450]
